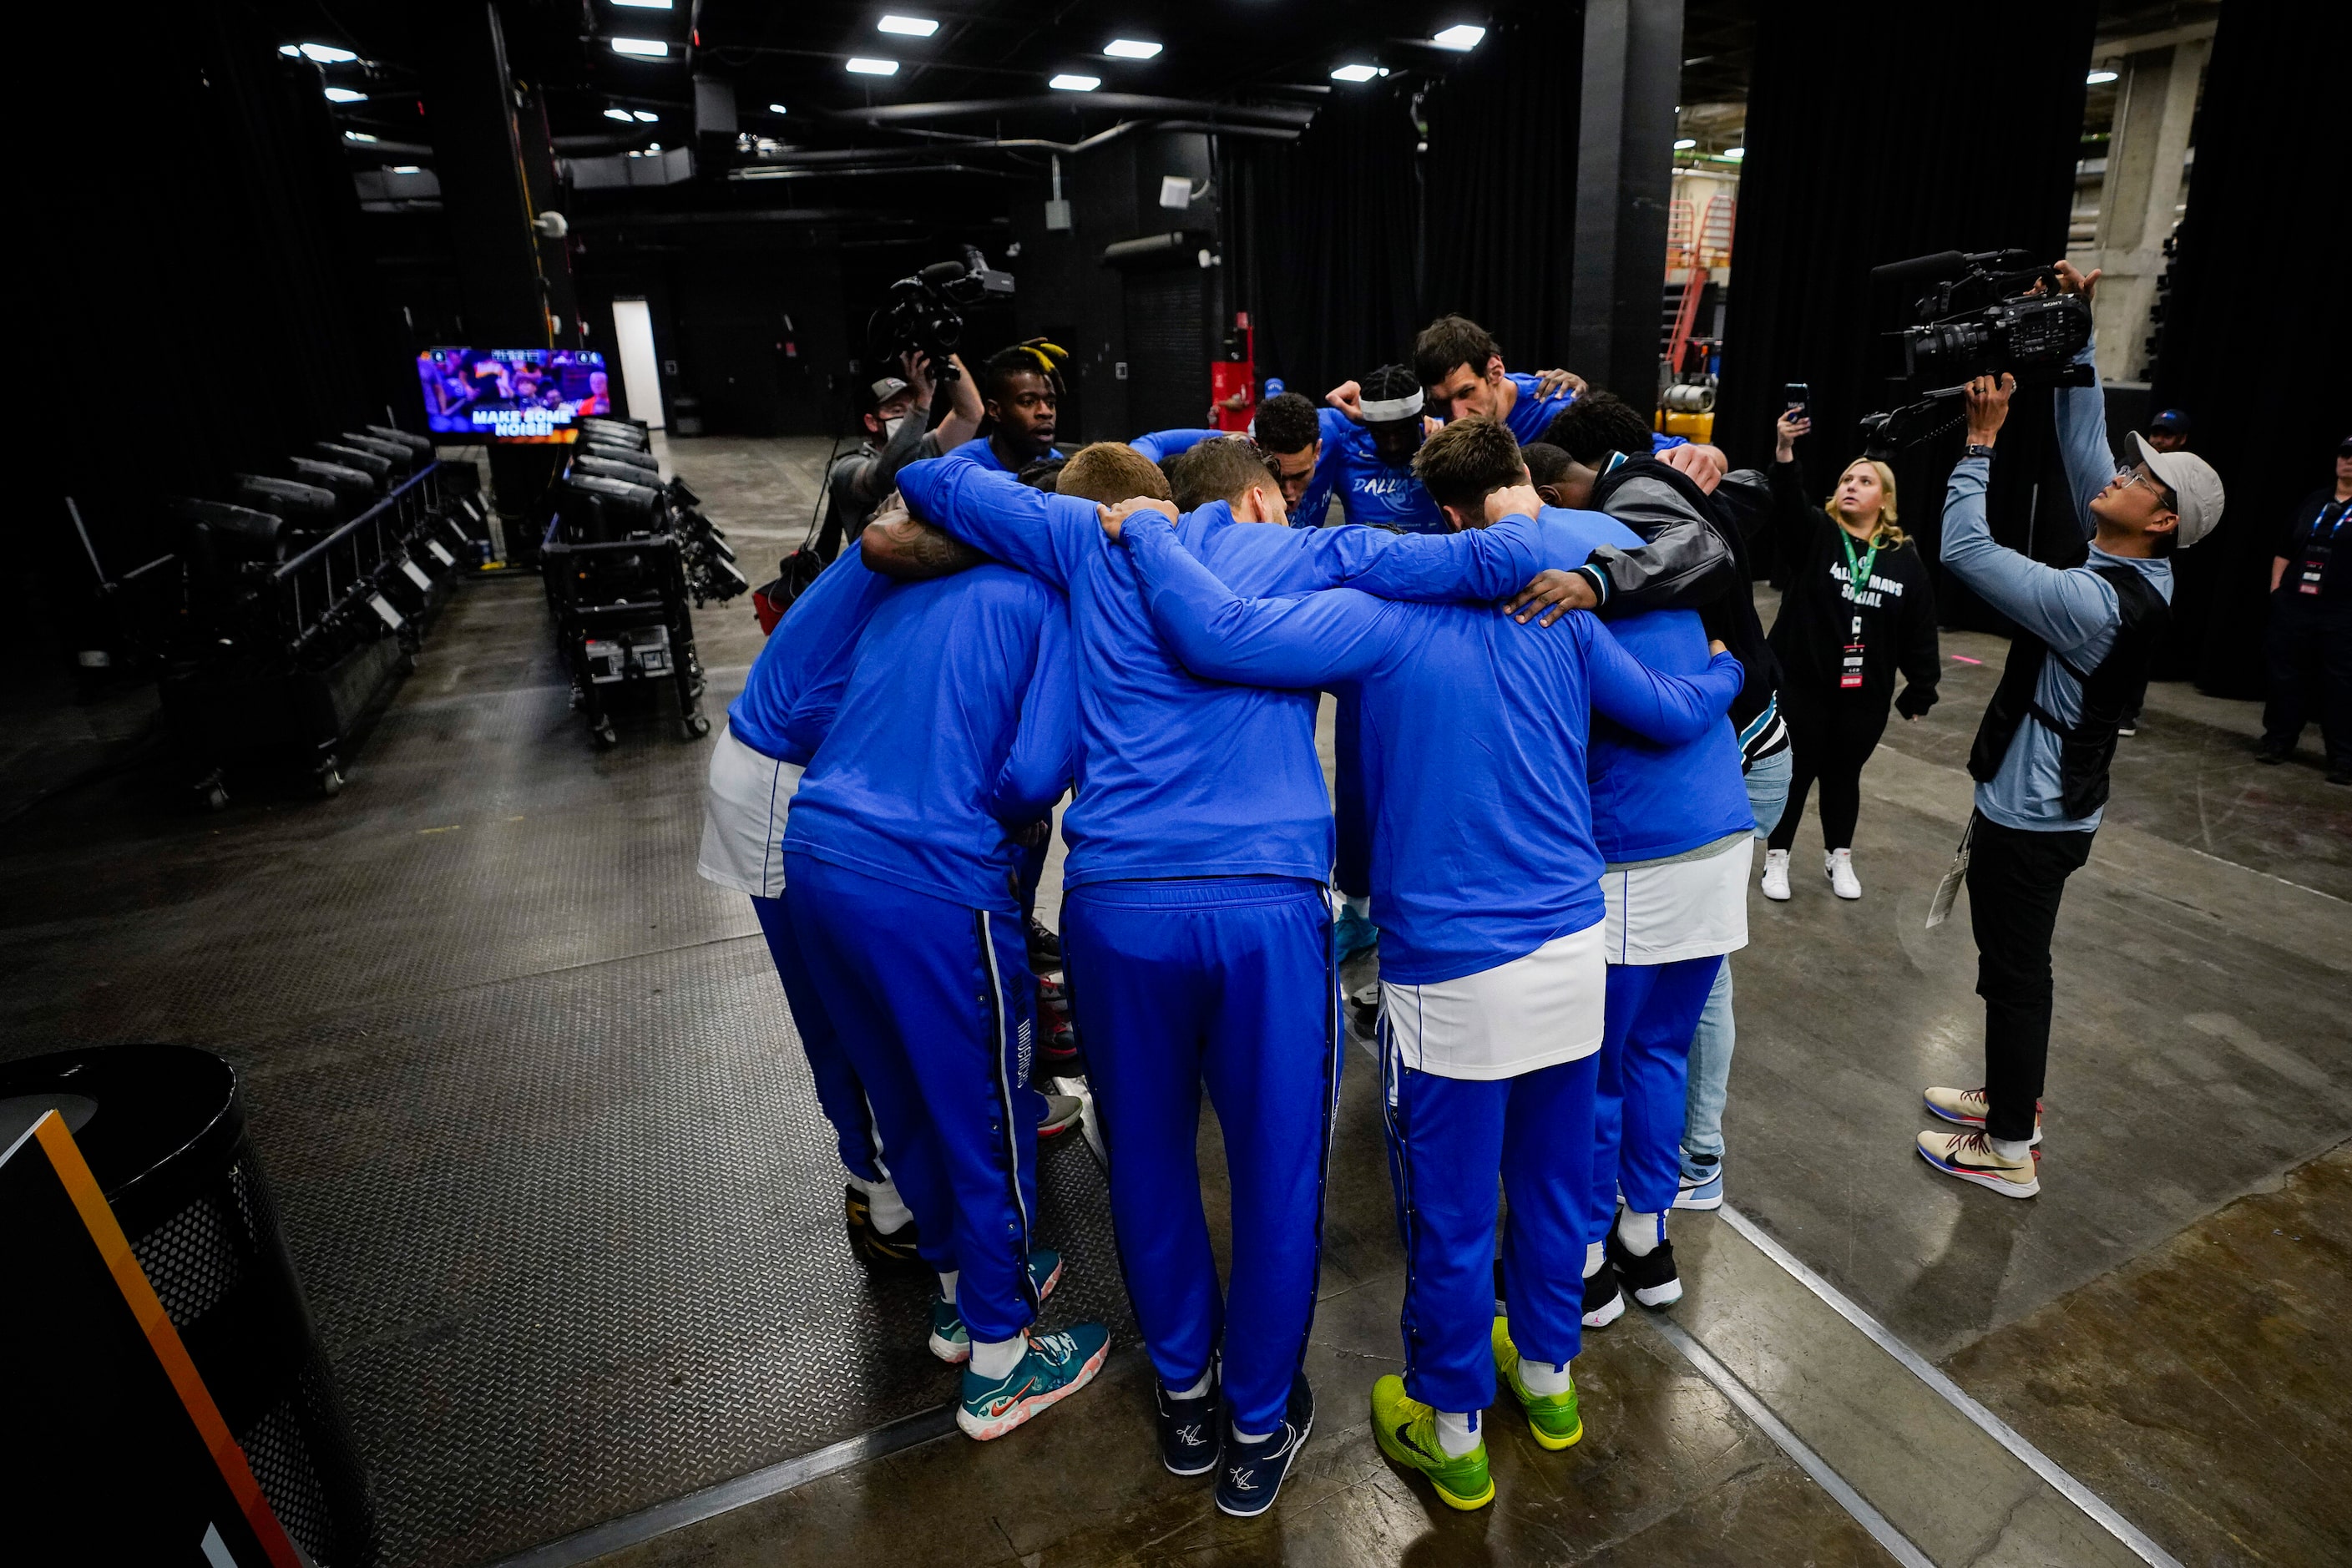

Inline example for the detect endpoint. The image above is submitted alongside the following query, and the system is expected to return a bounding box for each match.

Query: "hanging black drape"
[2149,5,2352,695]
[1419,4,1584,377]
[1227,79,1424,399]
[1715,2,2096,630]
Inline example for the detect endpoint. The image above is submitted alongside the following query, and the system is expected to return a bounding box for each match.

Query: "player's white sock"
[936,1270,959,1304]
[1170,1368,1212,1399]
[1989,1136,2032,1162]
[1616,1209,1662,1257]
[853,1176,913,1235]
[1434,1409,1480,1456]
[1342,893,1371,922]
[969,1334,1024,1380]
[1231,1423,1272,1444]
[1583,1240,1606,1279]
[1520,1358,1574,1396]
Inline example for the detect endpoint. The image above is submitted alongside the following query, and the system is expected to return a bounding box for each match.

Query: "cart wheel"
[316,761,345,798]
[592,720,620,750]
[681,712,711,740]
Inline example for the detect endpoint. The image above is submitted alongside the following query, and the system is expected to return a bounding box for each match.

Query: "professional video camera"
[1857,250,2096,458]
[864,245,1014,384]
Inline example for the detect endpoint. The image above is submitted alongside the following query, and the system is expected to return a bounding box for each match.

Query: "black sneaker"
[2254,741,2291,765]
[1607,1227,1683,1309]
[842,1186,924,1271]
[1581,1259,1625,1328]
[1215,1373,1314,1518]
[1155,1374,1221,1476]
[1026,914,1063,969]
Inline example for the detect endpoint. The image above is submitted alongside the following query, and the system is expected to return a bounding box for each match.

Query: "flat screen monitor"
[415,347,610,443]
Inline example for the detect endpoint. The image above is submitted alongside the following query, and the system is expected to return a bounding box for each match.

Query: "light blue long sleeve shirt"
[1939,341,2171,832]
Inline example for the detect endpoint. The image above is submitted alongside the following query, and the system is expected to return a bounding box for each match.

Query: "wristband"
[1965,443,1996,459]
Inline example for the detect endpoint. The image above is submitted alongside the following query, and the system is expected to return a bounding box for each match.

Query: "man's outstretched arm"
[1120,513,1398,688]
[1940,373,2118,653]
[1578,617,1743,744]
[889,455,1090,589]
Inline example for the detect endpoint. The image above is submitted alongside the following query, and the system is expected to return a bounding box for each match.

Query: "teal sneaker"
[928,1250,1065,1363]
[957,1322,1111,1440]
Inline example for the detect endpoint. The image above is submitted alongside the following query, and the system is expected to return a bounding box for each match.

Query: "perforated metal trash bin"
[0,1044,377,1567]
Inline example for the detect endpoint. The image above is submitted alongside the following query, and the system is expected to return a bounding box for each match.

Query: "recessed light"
[1050,73,1101,92]
[1104,38,1161,59]
[391,164,422,174]
[610,37,670,57]
[1723,145,1746,159]
[1672,138,1696,149]
[1431,25,1485,50]
[2086,68,2118,83]
[280,44,299,57]
[846,57,899,75]
[632,109,660,122]
[878,14,938,37]
[767,102,789,114]
[604,108,635,122]
[323,87,367,103]
[296,42,359,63]
[612,0,673,8]
[344,131,377,142]
[1330,63,1378,82]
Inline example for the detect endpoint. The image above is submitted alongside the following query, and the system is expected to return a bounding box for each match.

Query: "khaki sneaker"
[1922,1086,2041,1146]
[1916,1129,2040,1198]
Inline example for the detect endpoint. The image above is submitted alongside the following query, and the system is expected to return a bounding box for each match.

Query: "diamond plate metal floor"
[0,443,1131,1567]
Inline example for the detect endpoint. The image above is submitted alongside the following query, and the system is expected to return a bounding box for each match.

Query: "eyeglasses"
[2117,464,2177,511]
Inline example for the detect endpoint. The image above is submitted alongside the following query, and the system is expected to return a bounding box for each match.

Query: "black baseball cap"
[2147,408,2192,434]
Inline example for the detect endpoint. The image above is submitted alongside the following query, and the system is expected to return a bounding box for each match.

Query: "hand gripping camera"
[1858,250,2095,457]
[865,245,1014,386]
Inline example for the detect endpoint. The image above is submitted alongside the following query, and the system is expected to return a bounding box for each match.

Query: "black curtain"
[2149,4,2352,695]
[1419,3,1584,377]
[1227,78,1424,399]
[1715,1,2096,630]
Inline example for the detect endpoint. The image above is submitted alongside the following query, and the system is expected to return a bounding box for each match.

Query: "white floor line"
[1646,1313,1935,1568]
[1717,1202,2185,1568]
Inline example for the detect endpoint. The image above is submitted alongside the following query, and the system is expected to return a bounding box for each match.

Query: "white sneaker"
[1825,849,1861,899]
[1760,849,1791,901]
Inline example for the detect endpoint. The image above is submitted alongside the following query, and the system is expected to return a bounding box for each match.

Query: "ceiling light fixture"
[1672,137,1696,149]
[1431,25,1485,50]
[344,131,377,142]
[878,14,938,36]
[767,102,788,114]
[391,165,422,174]
[1104,38,1161,59]
[632,109,660,122]
[296,42,359,63]
[1330,63,1379,82]
[1050,73,1101,92]
[2086,68,2118,83]
[846,56,899,75]
[603,108,635,121]
[1723,145,1746,159]
[323,87,367,103]
[611,0,673,8]
[610,37,670,57]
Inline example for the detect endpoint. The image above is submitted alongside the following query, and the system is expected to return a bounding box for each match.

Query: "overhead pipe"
[739,119,1297,169]
[835,94,1314,129]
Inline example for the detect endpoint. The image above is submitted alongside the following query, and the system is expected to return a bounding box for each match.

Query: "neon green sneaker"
[1369,1375,1495,1510]
[1492,1316,1583,1450]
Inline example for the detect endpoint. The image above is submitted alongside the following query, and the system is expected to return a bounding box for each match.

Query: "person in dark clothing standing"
[2258,437,2352,783]
[1760,410,1940,901]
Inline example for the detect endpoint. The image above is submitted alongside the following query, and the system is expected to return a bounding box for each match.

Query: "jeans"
[1681,745,1791,1178]
[1965,814,2094,1142]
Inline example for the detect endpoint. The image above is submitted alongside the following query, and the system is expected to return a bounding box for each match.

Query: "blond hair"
[1059,441,1172,505]
[1828,458,1906,549]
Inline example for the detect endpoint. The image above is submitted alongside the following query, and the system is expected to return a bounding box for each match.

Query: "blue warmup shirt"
[1129,428,1220,463]
[1311,407,1448,534]
[943,434,1061,473]
[894,456,1545,888]
[1501,372,1576,446]
[1529,508,1751,861]
[1120,513,1741,984]
[726,541,896,763]
[779,564,1074,911]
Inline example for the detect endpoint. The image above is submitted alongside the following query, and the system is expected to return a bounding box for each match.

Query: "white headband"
[1360,390,1424,422]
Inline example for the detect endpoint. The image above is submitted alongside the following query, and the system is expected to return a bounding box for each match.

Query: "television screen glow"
[415,347,610,443]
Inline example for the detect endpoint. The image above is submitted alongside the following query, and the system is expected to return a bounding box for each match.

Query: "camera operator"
[2258,436,2352,782]
[1920,260,2226,1201]
[827,349,982,543]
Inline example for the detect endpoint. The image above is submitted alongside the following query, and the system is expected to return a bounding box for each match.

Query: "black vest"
[1967,564,2169,820]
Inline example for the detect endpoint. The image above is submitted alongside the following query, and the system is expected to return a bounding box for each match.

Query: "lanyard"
[2313,499,2350,549]
[1839,529,1880,604]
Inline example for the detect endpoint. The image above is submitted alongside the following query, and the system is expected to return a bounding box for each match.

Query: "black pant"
[1965,815,2094,1142]
[1768,687,1889,852]
[2261,595,2352,768]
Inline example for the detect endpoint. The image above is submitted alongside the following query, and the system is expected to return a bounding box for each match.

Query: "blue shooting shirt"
[725,541,896,763]
[780,564,1073,911]
[943,435,1062,473]
[893,456,1544,888]
[1130,428,1220,463]
[1316,407,1448,534]
[1501,372,1576,446]
[1120,513,1741,984]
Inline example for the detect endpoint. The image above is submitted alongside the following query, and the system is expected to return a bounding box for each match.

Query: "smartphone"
[1783,382,1809,419]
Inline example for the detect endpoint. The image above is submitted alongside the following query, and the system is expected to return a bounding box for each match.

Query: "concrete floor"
[4,435,2345,1568]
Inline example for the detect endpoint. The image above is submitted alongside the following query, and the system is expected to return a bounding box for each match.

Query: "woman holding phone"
[1759,407,1941,900]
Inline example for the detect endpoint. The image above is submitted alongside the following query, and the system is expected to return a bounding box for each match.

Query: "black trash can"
[0,1044,376,1567]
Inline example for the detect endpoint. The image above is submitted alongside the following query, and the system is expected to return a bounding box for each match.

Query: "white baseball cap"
[2127,431,2224,549]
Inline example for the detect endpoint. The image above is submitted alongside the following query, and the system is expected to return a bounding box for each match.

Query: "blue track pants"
[1591,956,1722,1240]
[785,853,1042,1344]
[1382,1047,1598,1415]
[751,893,883,1184]
[1061,876,1337,1434]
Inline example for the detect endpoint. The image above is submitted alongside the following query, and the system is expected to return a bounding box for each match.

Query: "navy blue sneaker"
[1215,1374,1314,1518]
[1155,1373,1221,1476]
